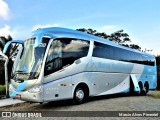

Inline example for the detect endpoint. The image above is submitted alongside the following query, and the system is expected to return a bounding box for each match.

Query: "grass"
[153,89,160,99]
[0,84,6,96]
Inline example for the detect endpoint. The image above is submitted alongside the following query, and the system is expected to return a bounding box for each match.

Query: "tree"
[108,30,131,44]
[0,35,13,50]
[77,28,110,39]
[129,44,141,51]
[0,35,20,60]
[0,35,18,85]
[7,35,12,41]
[77,28,141,51]
[0,42,3,51]
[156,55,160,89]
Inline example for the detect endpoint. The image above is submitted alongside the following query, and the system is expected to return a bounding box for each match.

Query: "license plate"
[16,94,21,99]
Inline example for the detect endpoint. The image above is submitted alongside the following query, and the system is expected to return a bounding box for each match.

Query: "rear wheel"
[142,82,149,95]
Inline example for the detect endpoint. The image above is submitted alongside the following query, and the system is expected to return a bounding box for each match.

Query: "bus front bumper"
[9,84,43,103]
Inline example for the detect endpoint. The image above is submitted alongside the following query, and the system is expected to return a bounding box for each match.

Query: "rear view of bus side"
[9,27,157,104]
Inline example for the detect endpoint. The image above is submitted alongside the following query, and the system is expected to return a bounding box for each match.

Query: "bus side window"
[45,40,62,76]
[60,38,89,68]
[142,55,155,66]
[44,38,89,76]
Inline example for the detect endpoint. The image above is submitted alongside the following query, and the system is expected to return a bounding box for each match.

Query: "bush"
[157,65,160,90]
[156,56,160,90]
[0,60,5,85]
[0,85,6,96]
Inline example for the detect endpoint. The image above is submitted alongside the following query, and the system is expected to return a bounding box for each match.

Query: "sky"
[0,0,160,55]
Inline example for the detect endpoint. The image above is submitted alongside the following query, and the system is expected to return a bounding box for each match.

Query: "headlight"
[28,85,42,93]
[9,84,15,91]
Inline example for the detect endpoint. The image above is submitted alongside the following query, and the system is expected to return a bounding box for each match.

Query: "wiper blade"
[15,70,25,73]
[11,71,29,78]
[15,70,26,73]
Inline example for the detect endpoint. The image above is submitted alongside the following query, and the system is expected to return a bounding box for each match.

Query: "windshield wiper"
[14,70,24,73]
[11,70,29,78]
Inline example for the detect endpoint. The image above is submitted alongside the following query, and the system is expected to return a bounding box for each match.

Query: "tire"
[139,82,143,95]
[129,78,135,95]
[73,87,87,104]
[142,83,149,95]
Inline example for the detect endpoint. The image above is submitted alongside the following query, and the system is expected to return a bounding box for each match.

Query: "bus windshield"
[11,37,49,80]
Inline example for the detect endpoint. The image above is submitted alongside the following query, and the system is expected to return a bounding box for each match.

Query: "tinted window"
[93,41,154,66]
[45,40,62,75]
[142,55,155,66]
[93,42,113,59]
[44,38,89,76]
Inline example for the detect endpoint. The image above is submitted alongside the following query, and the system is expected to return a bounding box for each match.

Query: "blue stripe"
[10,81,28,97]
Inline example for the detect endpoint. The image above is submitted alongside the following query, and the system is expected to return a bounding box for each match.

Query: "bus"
[9,27,157,104]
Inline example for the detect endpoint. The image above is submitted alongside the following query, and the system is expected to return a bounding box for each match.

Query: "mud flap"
[130,74,140,93]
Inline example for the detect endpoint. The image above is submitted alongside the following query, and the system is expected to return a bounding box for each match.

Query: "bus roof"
[32,27,154,58]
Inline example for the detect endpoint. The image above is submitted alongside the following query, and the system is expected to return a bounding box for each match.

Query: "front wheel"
[73,87,87,104]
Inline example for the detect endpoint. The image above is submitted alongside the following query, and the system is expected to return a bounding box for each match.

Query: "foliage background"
[156,56,160,89]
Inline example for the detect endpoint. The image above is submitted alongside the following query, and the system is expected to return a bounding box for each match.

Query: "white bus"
[9,27,157,104]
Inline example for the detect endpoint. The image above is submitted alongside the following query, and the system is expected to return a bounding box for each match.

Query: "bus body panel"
[43,76,72,102]
[92,57,134,74]
[91,72,130,95]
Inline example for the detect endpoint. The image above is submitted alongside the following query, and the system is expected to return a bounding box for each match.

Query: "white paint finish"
[98,76,130,95]
[92,57,133,74]
[43,76,72,101]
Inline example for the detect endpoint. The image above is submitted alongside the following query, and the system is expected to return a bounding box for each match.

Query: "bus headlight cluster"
[9,84,15,93]
[28,85,42,93]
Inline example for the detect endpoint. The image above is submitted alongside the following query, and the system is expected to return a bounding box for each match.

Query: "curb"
[0,98,25,108]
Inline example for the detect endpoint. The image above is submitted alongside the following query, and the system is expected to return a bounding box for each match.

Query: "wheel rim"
[144,85,148,93]
[76,89,84,101]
